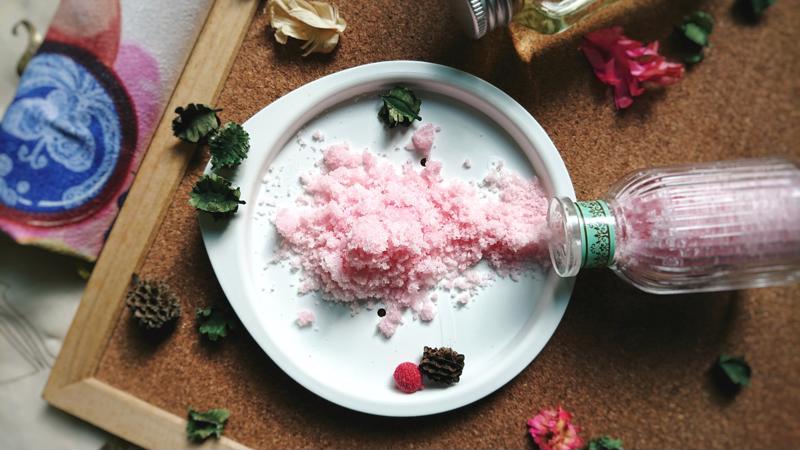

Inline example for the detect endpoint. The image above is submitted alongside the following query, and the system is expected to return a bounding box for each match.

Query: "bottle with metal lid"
[451,0,618,38]
[547,158,800,294]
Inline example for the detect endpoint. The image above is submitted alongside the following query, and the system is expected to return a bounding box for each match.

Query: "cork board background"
[95,0,800,448]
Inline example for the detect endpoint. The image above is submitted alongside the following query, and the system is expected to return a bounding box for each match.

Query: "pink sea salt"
[275,143,550,337]
[406,123,437,156]
[296,309,316,327]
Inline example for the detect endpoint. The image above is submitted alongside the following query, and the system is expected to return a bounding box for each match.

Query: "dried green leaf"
[738,0,777,19]
[682,23,709,46]
[209,122,250,170]
[586,436,624,450]
[186,407,229,442]
[716,354,752,387]
[674,11,714,64]
[172,103,221,144]
[683,51,705,64]
[378,86,422,128]
[686,11,714,34]
[196,306,235,341]
[189,173,245,219]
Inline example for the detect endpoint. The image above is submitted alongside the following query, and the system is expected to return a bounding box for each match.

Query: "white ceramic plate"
[200,61,575,417]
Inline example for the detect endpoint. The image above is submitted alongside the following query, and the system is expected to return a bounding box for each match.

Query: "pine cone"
[419,346,465,385]
[125,278,181,330]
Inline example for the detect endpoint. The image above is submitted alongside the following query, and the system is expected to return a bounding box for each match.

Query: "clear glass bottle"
[451,0,618,38]
[547,158,800,294]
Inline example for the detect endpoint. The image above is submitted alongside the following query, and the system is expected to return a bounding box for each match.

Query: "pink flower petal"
[527,406,584,450]
[580,26,684,109]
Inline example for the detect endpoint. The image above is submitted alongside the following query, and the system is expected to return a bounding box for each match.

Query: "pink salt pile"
[274,144,550,337]
[406,123,438,156]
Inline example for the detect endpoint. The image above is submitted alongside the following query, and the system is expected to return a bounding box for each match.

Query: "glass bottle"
[547,158,800,294]
[451,0,618,38]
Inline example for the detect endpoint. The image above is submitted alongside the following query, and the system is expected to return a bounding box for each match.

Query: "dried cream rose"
[268,0,346,56]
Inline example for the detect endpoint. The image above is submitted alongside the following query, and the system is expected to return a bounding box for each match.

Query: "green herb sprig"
[715,354,752,389]
[586,436,624,450]
[674,11,714,64]
[189,174,245,220]
[737,0,777,20]
[378,86,422,128]
[186,407,230,442]
[209,122,250,170]
[172,104,221,144]
[196,306,236,341]
[172,103,250,218]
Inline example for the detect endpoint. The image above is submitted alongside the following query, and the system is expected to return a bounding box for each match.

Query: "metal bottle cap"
[450,0,517,39]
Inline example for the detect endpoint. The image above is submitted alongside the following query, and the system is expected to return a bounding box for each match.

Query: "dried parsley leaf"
[172,103,221,144]
[196,306,235,341]
[209,122,250,170]
[378,86,422,128]
[189,173,245,219]
[716,354,752,387]
[186,407,229,442]
[737,0,777,19]
[675,11,714,64]
[586,436,624,450]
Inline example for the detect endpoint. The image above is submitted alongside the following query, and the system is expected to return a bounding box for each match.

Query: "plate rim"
[200,60,576,417]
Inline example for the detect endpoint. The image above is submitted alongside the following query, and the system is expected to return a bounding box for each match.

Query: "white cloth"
[0,234,107,449]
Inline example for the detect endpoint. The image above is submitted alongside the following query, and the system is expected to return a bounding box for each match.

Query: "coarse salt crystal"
[296,309,316,327]
[405,123,437,157]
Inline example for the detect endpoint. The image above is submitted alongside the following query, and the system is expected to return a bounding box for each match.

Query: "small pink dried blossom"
[580,26,685,109]
[527,406,584,450]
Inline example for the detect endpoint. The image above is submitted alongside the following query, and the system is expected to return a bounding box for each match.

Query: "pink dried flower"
[527,406,584,450]
[580,26,685,109]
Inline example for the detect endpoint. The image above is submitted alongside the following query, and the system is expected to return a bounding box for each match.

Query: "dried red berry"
[393,362,423,393]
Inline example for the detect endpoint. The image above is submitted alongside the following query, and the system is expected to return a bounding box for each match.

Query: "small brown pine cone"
[125,278,181,330]
[419,346,465,385]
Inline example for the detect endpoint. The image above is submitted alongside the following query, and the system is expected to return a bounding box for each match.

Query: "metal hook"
[12,19,44,76]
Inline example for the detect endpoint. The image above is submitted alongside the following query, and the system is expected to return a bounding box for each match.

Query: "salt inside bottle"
[547,158,800,294]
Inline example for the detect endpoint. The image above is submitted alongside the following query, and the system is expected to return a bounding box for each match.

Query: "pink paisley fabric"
[0,0,213,260]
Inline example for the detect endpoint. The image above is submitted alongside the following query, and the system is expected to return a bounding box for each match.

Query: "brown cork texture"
[95,0,800,448]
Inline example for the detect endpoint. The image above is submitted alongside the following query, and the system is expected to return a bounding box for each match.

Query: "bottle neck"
[547,197,616,277]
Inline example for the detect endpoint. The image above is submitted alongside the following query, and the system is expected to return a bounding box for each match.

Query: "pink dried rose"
[527,406,584,450]
[580,26,685,109]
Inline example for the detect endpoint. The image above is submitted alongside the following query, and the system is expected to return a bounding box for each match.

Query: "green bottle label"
[575,200,616,268]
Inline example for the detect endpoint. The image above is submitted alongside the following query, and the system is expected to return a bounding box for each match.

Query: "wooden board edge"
[46,378,249,450]
[44,0,258,396]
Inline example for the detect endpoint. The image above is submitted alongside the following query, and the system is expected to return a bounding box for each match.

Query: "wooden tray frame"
[43,1,258,448]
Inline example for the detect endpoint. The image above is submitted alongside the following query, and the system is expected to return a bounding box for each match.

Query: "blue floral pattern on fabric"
[0,53,121,212]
